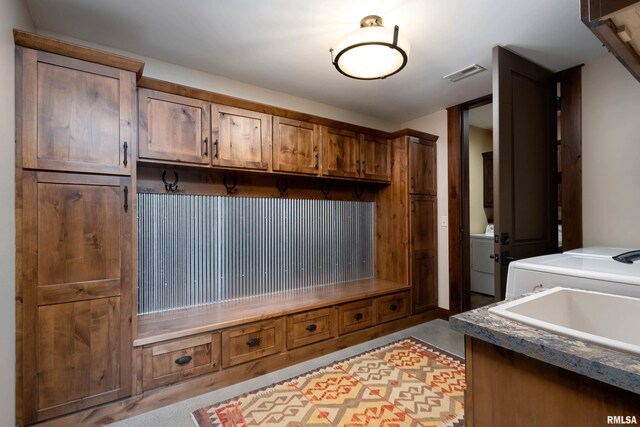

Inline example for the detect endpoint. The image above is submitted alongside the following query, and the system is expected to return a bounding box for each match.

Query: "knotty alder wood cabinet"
[273,117,321,175]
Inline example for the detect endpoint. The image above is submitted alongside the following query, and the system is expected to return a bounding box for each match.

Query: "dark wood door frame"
[447,95,492,315]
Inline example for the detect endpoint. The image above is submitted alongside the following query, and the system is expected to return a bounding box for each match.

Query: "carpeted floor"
[192,337,465,427]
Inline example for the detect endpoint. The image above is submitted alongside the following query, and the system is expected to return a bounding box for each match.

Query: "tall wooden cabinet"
[16,46,139,424]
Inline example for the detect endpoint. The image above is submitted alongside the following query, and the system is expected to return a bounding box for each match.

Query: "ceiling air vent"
[442,64,486,82]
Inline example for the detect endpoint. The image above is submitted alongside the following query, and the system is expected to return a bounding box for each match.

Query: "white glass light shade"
[331,20,410,80]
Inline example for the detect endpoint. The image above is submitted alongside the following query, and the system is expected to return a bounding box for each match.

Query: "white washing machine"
[470,233,495,296]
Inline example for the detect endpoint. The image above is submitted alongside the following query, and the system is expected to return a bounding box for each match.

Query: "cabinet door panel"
[410,196,437,252]
[22,172,132,423]
[411,251,437,312]
[360,134,391,181]
[212,105,272,170]
[21,49,134,175]
[322,127,359,178]
[409,137,436,195]
[138,89,210,165]
[273,117,319,175]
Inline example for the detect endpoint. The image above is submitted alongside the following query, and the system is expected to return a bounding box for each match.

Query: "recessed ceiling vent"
[442,64,486,82]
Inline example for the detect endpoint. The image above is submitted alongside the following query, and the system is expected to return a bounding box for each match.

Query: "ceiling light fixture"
[330,15,410,80]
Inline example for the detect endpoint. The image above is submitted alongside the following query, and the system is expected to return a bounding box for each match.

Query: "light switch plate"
[441,216,448,227]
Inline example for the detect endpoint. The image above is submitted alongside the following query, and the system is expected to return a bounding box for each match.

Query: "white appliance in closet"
[470,233,495,296]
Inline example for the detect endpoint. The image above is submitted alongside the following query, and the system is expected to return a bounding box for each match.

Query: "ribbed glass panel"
[137,194,375,314]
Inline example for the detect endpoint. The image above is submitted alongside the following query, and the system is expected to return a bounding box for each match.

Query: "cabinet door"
[138,89,211,165]
[19,48,134,175]
[322,126,360,178]
[409,137,436,195]
[273,117,320,175]
[360,134,391,181]
[21,171,132,423]
[212,105,272,170]
[410,196,437,312]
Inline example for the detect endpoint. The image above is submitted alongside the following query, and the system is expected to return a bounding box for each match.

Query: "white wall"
[469,126,492,234]
[1,1,35,425]
[401,110,449,309]
[582,55,640,248]
[38,31,399,133]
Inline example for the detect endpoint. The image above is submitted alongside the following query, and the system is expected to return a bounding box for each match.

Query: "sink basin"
[489,287,640,355]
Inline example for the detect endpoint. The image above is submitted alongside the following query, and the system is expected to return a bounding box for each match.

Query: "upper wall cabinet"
[322,127,360,179]
[360,134,391,182]
[18,49,135,175]
[409,137,436,195]
[273,117,320,175]
[138,89,211,165]
[212,105,272,171]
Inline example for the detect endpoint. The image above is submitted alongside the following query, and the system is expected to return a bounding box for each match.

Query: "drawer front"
[142,333,220,390]
[222,318,284,368]
[338,299,375,334]
[286,308,336,349]
[376,292,410,324]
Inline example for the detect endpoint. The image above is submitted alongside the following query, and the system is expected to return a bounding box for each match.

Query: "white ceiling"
[25,0,607,124]
[469,103,493,130]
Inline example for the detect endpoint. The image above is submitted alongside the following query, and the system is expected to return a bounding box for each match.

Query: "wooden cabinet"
[360,134,392,181]
[409,137,436,195]
[142,333,220,390]
[138,89,211,165]
[21,171,132,423]
[323,127,391,181]
[273,117,320,175]
[338,299,375,334]
[411,196,438,312]
[286,308,336,349]
[212,104,272,171]
[221,318,284,368]
[18,49,135,175]
[376,292,410,324]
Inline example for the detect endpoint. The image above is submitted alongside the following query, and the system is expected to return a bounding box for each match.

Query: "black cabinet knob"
[353,312,363,321]
[174,355,192,366]
[306,324,317,332]
[246,337,261,347]
[390,304,398,311]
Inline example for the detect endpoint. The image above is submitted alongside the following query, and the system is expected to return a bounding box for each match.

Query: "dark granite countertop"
[450,298,640,395]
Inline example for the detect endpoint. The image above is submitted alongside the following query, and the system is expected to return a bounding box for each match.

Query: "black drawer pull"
[390,304,398,311]
[246,337,261,347]
[175,355,192,366]
[306,324,317,332]
[353,312,363,321]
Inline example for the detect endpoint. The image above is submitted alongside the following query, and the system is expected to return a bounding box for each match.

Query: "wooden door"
[410,196,437,312]
[138,89,211,165]
[409,137,436,195]
[494,46,558,299]
[273,117,320,175]
[360,134,391,181]
[19,48,134,175]
[21,171,132,423]
[211,105,272,170]
[322,126,360,178]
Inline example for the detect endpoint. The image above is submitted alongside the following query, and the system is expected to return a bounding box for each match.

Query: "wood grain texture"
[273,116,320,175]
[322,126,360,178]
[465,337,640,427]
[20,48,134,175]
[142,333,220,390]
[38,309,447,427]
[286,308,337,350]
[375,291,410,324]
[337,299,375,334]
[360,134,391,182]
[374,137,409,285]
[211,104,272,171]
[447,106,465,315]
[221,318,284,368]
[13,29,145,80]
[135,279,407,346]
[409,137,437,195]
[138,89,211,165]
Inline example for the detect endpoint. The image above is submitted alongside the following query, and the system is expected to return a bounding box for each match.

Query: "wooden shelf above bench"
[135,278,408,346]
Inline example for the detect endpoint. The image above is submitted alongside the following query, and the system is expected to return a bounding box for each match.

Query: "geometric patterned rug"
[192,337,465,426]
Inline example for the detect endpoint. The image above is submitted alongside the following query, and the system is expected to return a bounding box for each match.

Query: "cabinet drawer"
[222,318,284,368]
[286,308,336,349]
[376,292,410,324]
[338,299,375,334]
[142,333,220,390]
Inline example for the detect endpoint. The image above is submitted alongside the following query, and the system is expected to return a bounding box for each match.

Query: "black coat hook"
[353,183,365,200]
[161,170,179,192]
[223,175,238,195]
[320,182,331,200]
[276,178,289,198]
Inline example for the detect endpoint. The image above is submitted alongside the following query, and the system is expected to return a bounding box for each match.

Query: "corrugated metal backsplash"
[137,194,375,314]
